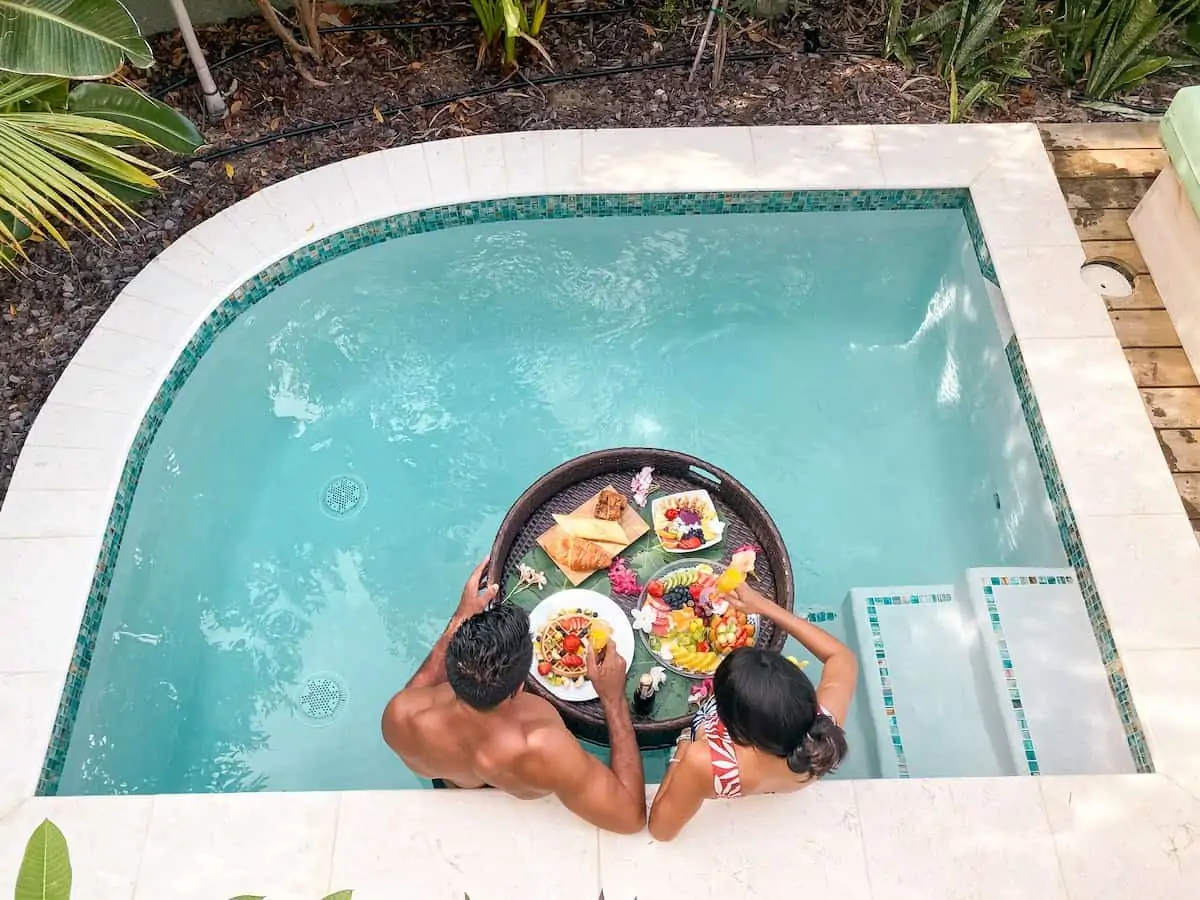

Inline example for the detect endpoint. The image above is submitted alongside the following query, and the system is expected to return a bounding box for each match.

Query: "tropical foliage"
[469,0,551,70]
[0,0,201,267]
[888,0,1049,120]
[1052,0,1200,98]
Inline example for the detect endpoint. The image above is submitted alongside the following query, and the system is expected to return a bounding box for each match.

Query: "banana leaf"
[0,0,153,80]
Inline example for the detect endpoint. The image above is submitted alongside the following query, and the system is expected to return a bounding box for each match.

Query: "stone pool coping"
[2,125,1199,897]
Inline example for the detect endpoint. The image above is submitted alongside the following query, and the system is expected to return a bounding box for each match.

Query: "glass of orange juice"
[590,620,611,653]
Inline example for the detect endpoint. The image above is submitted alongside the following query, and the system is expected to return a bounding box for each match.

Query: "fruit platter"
[632,557,759,679]
[528,588,635,702]
[652,490,725,553]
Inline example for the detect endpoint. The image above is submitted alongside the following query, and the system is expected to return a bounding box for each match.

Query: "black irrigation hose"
[194,50,774,163]
[151,6,635,98]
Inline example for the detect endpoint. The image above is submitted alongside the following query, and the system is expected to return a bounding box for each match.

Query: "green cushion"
[1163,85,1200,218]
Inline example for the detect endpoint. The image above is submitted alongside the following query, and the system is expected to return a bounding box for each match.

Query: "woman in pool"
[647,583,857,841]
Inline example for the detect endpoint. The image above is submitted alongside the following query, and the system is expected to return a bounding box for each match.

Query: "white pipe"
[168,0,227,118]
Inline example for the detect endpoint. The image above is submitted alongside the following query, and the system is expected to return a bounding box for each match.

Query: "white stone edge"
[3,124,1200,895]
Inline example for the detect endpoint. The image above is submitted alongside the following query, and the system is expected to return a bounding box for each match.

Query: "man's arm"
[404,558,498,691]
[521,645,646,834]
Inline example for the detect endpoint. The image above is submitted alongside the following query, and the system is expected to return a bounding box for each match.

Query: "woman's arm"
[647,738,711,842]
[728,584,858,725]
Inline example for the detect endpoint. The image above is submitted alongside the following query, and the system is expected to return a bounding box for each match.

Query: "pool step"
[961,568,1134,776]
[847,568,1133,778]
[848,584,1022,778]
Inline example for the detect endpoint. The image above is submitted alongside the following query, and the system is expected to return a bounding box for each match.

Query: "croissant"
[548,534,613,571]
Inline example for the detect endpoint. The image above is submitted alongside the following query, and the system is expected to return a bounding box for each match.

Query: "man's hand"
[587,642,629,704]
[455,557,499,620]
[726,583,772,618]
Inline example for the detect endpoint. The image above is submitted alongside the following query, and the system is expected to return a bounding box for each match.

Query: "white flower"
[631,606,657,634]
[631,466,655,507]
[658,642,674,662]
[648,666,667,690]
[517,563,547,589]
[711,598,730,615]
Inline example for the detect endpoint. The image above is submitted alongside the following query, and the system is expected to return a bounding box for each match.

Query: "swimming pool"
[48,197,1122,794]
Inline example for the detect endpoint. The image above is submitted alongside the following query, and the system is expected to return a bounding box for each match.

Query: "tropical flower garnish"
[631,604,657,634]
[786,655,810,669]
[688,677,714,705]
[648,665,667,691]
[505,562,547,601]
[607,557,641,596]
[630,466,656,507]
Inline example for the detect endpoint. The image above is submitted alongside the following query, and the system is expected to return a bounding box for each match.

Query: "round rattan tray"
[489,448,794,749]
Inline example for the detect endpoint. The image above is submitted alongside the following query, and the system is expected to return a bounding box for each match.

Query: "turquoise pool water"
[56,208,1068,794]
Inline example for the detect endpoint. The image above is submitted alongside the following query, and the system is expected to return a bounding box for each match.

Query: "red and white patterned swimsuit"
[695,697,744,798]
[693,697,836,800]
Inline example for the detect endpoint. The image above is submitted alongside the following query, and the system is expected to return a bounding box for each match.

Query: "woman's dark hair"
[713,646,847,778]
[445,603,533,711]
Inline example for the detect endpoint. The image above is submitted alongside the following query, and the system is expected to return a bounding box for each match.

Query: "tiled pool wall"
[1007,341,1152,772]
[34,188,1147,794]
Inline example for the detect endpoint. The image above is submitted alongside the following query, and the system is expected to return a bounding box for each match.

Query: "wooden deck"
[1040,123,1200,544]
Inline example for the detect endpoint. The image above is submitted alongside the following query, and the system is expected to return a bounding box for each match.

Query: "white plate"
[652,489,725,554]
[528,589,635,702]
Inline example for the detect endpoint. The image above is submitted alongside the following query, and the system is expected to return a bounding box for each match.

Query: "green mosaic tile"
[35,187,1002,795]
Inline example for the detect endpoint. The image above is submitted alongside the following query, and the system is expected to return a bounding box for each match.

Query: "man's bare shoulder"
[381,686,441,742]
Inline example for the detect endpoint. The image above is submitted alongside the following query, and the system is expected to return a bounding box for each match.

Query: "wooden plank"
[1051,148,1167,179]
[1106,275,1163,310]
[1125,348,1199,387]
[1111,309,1181,347]
[1083,240,1149,275]
[1142,388,1200,428]
[1040,123,1163,151]
[1159,429,1200,472]
[1073,207,1132,241]
[1173,473,1200,517]
[1060,177,1154,210]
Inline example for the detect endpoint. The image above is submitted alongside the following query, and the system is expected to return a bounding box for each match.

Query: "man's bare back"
[383,682,567,796]
[381,559,647,833]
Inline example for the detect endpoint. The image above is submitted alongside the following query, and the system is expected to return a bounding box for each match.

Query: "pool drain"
[1080,261,1134,298]
[320,475,367,519]
[296,673,347,725]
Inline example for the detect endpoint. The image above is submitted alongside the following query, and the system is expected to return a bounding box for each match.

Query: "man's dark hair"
[445,603,533,710]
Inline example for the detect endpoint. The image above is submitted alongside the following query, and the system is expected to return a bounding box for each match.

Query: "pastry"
[552,514,627,545]
[594,486,628,522]
[547,534,613,571]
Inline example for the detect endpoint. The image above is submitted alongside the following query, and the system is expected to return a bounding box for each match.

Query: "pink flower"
[630,466,655,507]
[688,678,714,705]
[607,557,641,596]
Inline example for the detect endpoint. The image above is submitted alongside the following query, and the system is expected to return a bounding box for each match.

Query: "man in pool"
[381,558,647,834]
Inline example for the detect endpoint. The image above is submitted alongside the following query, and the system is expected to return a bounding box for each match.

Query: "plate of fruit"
[652,490,725,553]
[633,559,758,679]
[528,589,635,702]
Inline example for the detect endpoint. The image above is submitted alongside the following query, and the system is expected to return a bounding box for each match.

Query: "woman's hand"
[726,583,772,618]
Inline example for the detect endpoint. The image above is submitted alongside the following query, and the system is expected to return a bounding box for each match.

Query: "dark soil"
[0,0,1184,498]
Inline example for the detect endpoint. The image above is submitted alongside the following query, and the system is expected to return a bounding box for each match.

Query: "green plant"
[0,73,201,265]
[470,0,551,70]
[14,819,71,900]
[894,0,1050,120]
[0,0,153,79]
[1053,0,1200,99]
[0,0,201,267]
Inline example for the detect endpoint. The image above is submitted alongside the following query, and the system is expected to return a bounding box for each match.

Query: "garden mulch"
[0,0,1184,497]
